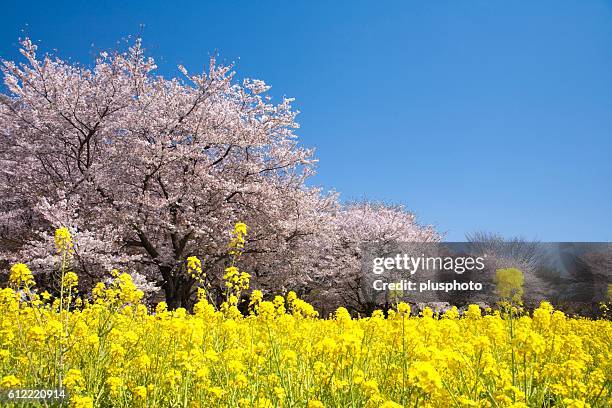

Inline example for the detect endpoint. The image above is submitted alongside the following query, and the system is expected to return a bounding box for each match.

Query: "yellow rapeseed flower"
[0,227,610,408]
[70,395,93,408]
[9,263,35,288]
[0,375,22,388]
[62,271,79,289]
[54,227,73,255]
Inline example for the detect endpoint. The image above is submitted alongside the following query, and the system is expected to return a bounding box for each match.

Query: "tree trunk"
[160,267,195,310]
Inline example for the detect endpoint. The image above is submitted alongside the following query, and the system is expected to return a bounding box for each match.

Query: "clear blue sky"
[1,0,611,241]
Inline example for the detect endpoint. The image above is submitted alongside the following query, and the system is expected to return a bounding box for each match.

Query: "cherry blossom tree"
[0,38,438,309]
[305,202,441,315]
